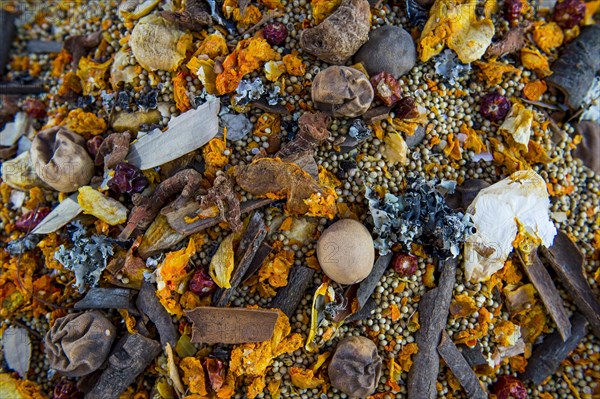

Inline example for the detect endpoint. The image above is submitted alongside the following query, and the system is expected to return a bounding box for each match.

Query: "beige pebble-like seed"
[316,219,374,285]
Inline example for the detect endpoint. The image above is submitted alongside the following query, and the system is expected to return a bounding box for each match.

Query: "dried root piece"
[158,0,212,31]
[199,173,242,233]
[63,31,102,66]
[95,131,131,169]
[485,22,531,59]
[276,112,331,159]
[119,168,203,240]
[235,158,337,218]
[300,0,371,64]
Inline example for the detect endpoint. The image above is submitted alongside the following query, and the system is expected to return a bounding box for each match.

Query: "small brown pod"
[45,311,116,377]
[312,66,374,118]
[328,336,382,398]
[30,126,94,192]
[300,0,371,65]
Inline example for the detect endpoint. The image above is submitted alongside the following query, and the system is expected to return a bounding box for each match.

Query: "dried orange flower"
[52,49,73,77]
[216,37,280,95]
[523,80,548,101]
[76,56,113,94]
[398,342,419,372]
[282,54,306,76]
[474,60,522,86]
[156,239,197,317]
[62,108,107,137]
[289,367,326,389]
[195,33,229,59]
[256,249,294,297]
[187,57,217,94]
[264,60,287,82]
[450,293,478,318]
[173,72,192,112]
[311,0,342,24]
[521,47,552,78]
[180,357,208,396]
[57,71,83,98]
[533,22,564,53]
[259,0,285,9]
[233,5,262,29]
[443,133,463,161]
[461,123,486,154]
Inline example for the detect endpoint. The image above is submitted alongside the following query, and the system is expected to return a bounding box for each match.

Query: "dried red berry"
[205,357,226,392]
[392,253,418,277]
[22,98,47,119]
[263,22,288,46]
[86,136,104,159]
[480,92,511,121]
[370,72,403,106]
[553,0,585,29]
[395,97,419,120]
[493,375,527,399]
[107,162,148,196]
[53,380,84,399]
[504,0,523,26]
[16,207,50,232]
[189,269,217,298]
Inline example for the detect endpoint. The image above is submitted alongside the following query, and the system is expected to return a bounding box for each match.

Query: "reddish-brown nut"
[370,72,403,106]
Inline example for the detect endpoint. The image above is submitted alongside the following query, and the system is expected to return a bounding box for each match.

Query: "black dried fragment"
[136,280,178,349]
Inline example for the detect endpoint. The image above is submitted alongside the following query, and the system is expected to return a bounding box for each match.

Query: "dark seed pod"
[553,0,586,29]
[188,269,217,298]
[504,0,523,26]
[328,336,382,398]
[493,375,527,399]
[263,22,288,46]
[479,92,511,121]
[392,253,418,277]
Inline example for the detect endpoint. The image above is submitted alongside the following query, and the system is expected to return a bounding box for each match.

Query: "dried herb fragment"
[200,174,242,233]
[270,265,315,318]
[371,72,403,106]
[108,162,148,196]
[15,207,50,232]
[493,375,527,399]
[392,253,418,277]
[136,280,179,349]
[73,287,137,312]
[158,0,212,31]
[2,326,31,379]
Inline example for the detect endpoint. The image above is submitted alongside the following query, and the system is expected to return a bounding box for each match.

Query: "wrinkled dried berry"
[189,269,217,298]
[370,72,403,106]
[263,22,288,46]
[205,357,226,392]
[107,162,148,196]
[505,0,523,26]
[391,253,418,277]
[553,0,585,29]
[86,136,104,159]
[395,97,419,120]
[493,375,527,399]
[16,207,50,232]
[22,98,47,119]
[53,380,84,399]
[480,92,511,121]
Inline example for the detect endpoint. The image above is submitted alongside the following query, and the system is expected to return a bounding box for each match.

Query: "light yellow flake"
[77,186,128,225]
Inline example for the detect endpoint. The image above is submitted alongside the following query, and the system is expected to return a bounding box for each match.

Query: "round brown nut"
[300,0,371,65]
[328,336,382,398]
[316,219,375,285]
[312,66,374,118]
[30,126,94,192]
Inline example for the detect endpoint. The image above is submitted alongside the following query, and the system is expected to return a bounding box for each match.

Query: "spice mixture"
[0,0,599,398]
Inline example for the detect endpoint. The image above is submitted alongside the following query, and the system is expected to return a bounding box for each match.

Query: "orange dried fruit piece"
[450,293,478,318]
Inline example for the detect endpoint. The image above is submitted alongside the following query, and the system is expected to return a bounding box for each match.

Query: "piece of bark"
[438,331,488,399]
[186,307,279,344]
[32,193,82,234]
[213,212,267,307]
[572,121,600,174]
[521,313,588,385]
[26,40,63,53]
[86,333,162,399]
[345,298,377,322]
[407,258,457,399]
[136,280,178,349]
[362,105,393,124]
[252,99,290,115]
[485,22,530,58]
[546,25,600,110]
[0,11,16,77]
[281,150,319,180]
[126,96,219,170]
[0,85,46,95]
[74,288,137,314]
[270,265,315,318]
[242,242,274,284]
[63,31,102,67]
[457,343,488,367]
[517,251,572,341]
[541,231,600,339]
[446,179,491,211]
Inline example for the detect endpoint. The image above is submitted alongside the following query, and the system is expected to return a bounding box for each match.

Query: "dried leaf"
[2,326,31,378]
[32,193,82,234]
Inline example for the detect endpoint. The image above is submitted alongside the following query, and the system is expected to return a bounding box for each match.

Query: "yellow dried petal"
[533,22,564,53]
[180,357,208,396]
[187,57,218,95]
[289,367,326,389]
[521,47,552,78]
[209,233,236,288]
[282,54,306,76]
[264,61,287,82]
[383,132,408,165]
[77,186,128,225]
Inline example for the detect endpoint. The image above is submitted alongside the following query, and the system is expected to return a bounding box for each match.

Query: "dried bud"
[53,380,84,399]
[480,93,511,121]
[493,375,527,399]
[22,98,47,119]
[16,207,51,232]
[395,97,419,120]
[188,269,217,298]
[205,357,226,392]
[370,72,403,106]
[392,253,418,277]
[107,162,148,196]
[505,0,523,26]
[263,22,288,46]
[553,0,585,29]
